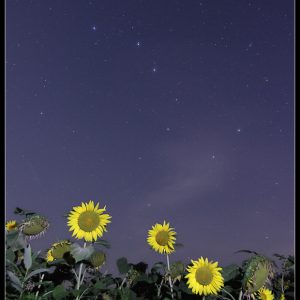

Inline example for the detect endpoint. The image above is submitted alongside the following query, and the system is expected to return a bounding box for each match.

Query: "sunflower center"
[195,267,213,286]
[155,230,169,246]
[78,211,100,232]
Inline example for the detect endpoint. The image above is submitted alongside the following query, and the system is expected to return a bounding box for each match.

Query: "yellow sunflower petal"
[67,200,112,242]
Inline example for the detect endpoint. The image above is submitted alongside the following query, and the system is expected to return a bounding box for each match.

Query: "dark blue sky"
[6,0,294,273]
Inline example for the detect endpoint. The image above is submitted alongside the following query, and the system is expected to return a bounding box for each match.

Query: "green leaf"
[14,207,36,216]
[222,264,240,282]
[19,294,36,300]
[52,285,68,300]
[31,250,41,261]
[71,289,81,297]
[223,285,234,293]
[93,239,111,249]
[119,287,137,300]
[7,270,22,288]
[6,248,16,262]
[116,257,130,274]
[151,262,165,272]
[135,273,151,283]
[94,280,107,290]
[24,245,32,271]
[70,243,94,263]
[178,281,193,295]
[25,267,55,281]
[170,261,185,279]
[235,249,259,255]
[6,231,27,251]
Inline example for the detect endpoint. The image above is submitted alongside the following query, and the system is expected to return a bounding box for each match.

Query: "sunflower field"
[5,202,294,300]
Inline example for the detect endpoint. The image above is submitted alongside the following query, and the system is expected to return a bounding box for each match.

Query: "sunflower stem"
[238,290,243,300]
[222,288,236,300]
[35,273,45,299]
[281,270,285,293]
[166,254,174,299]
[80,268,87,285]
[76,242,87,293]
[119,276,127,289]
[157,277,164,297]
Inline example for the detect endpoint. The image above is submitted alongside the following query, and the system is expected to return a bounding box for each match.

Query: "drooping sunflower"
[147,221,176,254]
[257,288,274,300]
[242,255,274,294]
[19,215,49,239]
[185,257,224,296]
[5,220,18,232]
[46,240,72,262]
[67,200,111,242]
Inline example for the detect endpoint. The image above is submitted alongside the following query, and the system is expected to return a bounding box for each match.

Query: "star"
[236,128,241,133]
[136,41,141,47]
[212,154,216,159]
[40,111,45,116]
[166,127,171,132]
[91,25,97,31]
[152,67,157,73]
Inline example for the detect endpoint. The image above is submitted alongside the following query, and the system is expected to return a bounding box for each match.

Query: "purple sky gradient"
[6,0,294,273]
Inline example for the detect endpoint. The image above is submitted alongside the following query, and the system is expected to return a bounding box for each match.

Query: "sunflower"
[242,255,274,294]
[46,240,72,262]
[185,257,224,296]
[280,293,285,300]
[19,215,49,239]
[257,288,274,300]
[5,220,18,232]
[147,221,176,254]
[67,200,111,242]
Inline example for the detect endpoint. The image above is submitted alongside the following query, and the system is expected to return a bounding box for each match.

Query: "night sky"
[6,0,294,273]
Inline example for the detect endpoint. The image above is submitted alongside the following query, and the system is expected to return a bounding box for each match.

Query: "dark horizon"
[6,0,294,274]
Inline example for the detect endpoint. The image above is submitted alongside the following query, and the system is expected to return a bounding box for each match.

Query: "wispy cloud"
[134,136,231,212]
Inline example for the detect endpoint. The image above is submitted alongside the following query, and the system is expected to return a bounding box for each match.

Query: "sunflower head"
[147,221,176,254]
[46,240,72,263]
[89,251,106,269]
[242,255,274,294]
[185,257,224,296]
[257,288,274,300]
[280,293,285,300]
[5,220,18,232]
[67,200,111,242]
[19,215,49,239]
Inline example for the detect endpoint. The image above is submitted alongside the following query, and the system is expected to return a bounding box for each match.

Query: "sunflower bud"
[20,215,49,239]
[90,251,106,269]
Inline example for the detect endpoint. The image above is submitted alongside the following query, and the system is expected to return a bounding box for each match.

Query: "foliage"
[5,208,294,299]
